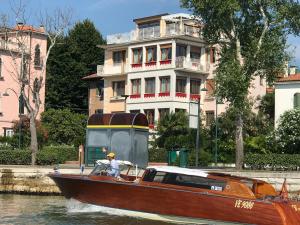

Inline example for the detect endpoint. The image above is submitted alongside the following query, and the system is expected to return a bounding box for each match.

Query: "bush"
[0,150,31,165]
[41,109,87,147]
[36,145,78,165]
[149,148,167,163]
[275,108,300,154]
[245,153,300,170]
[0,145,77,165]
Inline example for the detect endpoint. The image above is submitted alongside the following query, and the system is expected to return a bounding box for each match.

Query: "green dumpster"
[179,149,188,168]
[168,148,188,167]
[168,150,177,165]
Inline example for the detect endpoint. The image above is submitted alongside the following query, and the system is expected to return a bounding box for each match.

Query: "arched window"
[34,44,41,67]
[294,93,300,108]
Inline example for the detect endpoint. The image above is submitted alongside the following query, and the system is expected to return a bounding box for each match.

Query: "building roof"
[14,24,46,34]
[277,74,300,83]
[133,13,169,23]
[82,73,103,80]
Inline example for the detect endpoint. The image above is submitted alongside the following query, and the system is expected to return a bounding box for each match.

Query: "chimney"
[289,66,297,75]
[39,25,45,33]
[284,61,289,77]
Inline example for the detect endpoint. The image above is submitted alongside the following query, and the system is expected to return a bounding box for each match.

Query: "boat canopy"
[147,166,208,178]
[87,113,148,128]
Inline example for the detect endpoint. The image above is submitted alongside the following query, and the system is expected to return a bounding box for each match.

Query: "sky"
[1,0,299,66]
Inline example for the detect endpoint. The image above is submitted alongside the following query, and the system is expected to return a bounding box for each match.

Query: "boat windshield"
[143,169,226,191]
[89,160,134,176]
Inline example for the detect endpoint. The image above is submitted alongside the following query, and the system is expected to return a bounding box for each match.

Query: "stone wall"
[1,166,300,197]
[0,166,91,194]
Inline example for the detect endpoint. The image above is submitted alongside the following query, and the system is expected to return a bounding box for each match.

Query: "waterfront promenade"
[1,165,300,198]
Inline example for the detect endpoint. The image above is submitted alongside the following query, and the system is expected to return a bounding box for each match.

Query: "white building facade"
[275,74,300,126]
[99,13,266,128]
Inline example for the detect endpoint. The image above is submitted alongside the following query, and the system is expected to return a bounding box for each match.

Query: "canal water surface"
[0,194,233,225]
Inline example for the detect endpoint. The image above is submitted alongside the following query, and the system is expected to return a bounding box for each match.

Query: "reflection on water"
[0,194,185,225]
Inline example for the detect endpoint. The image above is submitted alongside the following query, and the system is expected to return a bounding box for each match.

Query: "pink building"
[0,24,47,136]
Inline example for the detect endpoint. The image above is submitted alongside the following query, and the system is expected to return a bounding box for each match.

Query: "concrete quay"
[1,165,300,198]
[0,165,92,194]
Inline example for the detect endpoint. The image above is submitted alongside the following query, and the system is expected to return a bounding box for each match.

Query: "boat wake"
[65,199,232,225]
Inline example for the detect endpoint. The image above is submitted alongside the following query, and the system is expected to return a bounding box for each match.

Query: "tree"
[1,4,72,165]
[41,109,87,146]
[275,108,300,154]
[46,19,105,112]
[258,92,275,122]
[156,111,190,150]
[181,0,300,169]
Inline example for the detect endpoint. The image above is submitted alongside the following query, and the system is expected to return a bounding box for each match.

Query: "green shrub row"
[245,153,300,170]
[0,145,77,165]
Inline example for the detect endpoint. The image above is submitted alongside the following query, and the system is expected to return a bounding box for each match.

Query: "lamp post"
[3,88,23,149]
[121,94,130,112]
[195,87,207,167]
[214,96,222,166]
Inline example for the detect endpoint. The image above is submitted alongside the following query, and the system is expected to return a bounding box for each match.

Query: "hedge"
[245,153,300,170]
[0,145,77,165]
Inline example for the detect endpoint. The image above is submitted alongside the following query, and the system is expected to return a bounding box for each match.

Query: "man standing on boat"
[107,152,120,177]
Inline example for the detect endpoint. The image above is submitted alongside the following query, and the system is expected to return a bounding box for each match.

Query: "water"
[0,194,188,225]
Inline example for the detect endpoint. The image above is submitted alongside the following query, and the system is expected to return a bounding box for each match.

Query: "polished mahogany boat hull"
[49,173,300,225]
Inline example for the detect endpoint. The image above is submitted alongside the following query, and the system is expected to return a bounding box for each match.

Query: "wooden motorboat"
[49,164,300,225]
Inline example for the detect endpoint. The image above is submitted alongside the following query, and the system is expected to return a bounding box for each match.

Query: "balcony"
[0,40,29,53]
[138,26,160,40]
[107,23,202,45]
[175,56,209,73]
[107,30,136,44]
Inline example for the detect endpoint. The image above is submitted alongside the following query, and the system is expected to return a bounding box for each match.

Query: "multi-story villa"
[0,24,47,136]
[97,13,266,127]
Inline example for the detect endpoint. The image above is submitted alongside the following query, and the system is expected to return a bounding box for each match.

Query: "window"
[159,108,169,120]
[143,170,226,191]
[132,48,143,64]
[146,46,156,62]
[176,45,186,57]
[112,81,125,97]
[206,79,215,97]
[144,109,155,125]
[160,77,170,93]
[294,93,300,108]
[191,46,201,60]
[95,109,103,114]
[161,44,172,61]
[190,79,201,94]
[4,128,14,137]
[21,56,28,80]
[131,79,141,95]
[96,81,104,100]
[206,111,215,126]
[19,94,25,115]
[176,77,186,93]
[175,108,186,113]
[34,45,41,67]
[145,78,155,94]
[113,51,122,64]
[210,47,216,63]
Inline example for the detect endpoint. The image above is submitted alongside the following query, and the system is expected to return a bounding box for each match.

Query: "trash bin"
[179,148,188,168]
[168,150,177,165]
[168,148,188,167]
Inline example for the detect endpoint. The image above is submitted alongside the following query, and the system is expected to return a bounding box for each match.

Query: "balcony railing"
[107,22,202,44]
[138,26,160,40]
[175,56,209,73]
